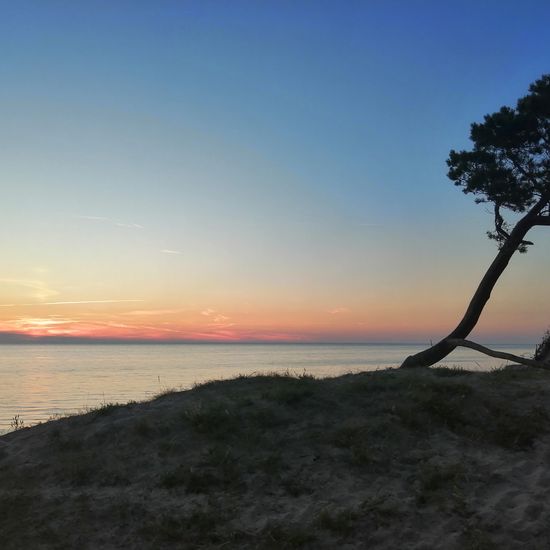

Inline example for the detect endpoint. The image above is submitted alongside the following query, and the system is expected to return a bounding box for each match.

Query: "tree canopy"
[447,74,550,250]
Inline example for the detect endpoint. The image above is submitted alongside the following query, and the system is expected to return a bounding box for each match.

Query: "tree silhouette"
[401,75,550,369]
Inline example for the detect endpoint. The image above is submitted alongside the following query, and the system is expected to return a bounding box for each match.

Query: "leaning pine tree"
[401,75,550,369]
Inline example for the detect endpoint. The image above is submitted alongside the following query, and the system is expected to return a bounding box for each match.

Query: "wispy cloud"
[46,299,144,305]
[75,215,108,221]
[104,321,133,329]
[198,308,233,327]
[0,278,59,301]
[115,222,144,229]
[74,215,144,229]
[209,315,234,328]
[209,322,235,329]
[0,299,144,308]
[327,307,350,314]
[133,324,186,334]
[0,316,78,336]
[12,317,74,328]
[125,308,187,316]
[161,249,182,255]
[213,314,230,323]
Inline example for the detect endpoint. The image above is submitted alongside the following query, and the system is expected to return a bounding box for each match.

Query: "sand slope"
[2,367,550,549]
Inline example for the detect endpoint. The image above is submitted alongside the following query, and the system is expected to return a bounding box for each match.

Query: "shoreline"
[0,343,537,431]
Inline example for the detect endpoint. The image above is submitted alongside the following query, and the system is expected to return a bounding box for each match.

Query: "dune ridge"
[2,367,550,549]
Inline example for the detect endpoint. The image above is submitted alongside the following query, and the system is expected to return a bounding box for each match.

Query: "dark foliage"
[447,75,550,250]
[535,330,550,362]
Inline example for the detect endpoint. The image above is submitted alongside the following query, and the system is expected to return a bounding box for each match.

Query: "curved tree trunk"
[400,211,538,369]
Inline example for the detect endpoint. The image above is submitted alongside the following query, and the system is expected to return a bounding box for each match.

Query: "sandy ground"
[1,366,550,549]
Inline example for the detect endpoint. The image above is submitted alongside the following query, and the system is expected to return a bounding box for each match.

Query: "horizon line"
[0,331,536,346]
[0,337,535,347]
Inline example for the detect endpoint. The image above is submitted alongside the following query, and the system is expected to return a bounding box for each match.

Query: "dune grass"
[2,366,550,548]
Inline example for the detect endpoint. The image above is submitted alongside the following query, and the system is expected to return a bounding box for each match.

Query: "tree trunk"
[400,212,537,368]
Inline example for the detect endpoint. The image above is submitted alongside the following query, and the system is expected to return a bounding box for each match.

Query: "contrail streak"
[0,300,144,307]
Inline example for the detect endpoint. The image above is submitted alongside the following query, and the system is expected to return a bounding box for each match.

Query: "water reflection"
[0,343,534,431]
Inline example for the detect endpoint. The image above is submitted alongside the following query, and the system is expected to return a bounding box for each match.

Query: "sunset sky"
[2,1,550,344]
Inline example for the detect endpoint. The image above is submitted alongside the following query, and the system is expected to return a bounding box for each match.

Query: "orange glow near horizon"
[0,295,544,344]
[2,244,549,345]
[0,302,425,342]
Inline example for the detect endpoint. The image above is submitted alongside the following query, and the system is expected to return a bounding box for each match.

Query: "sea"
[0,343,535,432]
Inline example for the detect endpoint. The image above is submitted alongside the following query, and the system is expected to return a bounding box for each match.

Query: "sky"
[1,0,550,344]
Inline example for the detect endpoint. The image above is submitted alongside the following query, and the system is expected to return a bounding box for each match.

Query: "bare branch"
[493,203,534,246]
[494,204,509,239]
[447,338,550,369]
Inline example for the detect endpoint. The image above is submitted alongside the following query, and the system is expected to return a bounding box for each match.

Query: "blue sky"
[1,1,550,343]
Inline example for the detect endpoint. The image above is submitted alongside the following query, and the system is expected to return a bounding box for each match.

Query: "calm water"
[0,343,535,431]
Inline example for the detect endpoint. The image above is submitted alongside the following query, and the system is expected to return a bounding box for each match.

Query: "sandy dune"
[2,366,550,548]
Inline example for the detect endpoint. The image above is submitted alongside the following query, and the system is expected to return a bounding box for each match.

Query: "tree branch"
[507,151,541,190]
[532,215,550,226]
[447,338,550,369]
[493,203,509,240]
[493,203,534,246]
